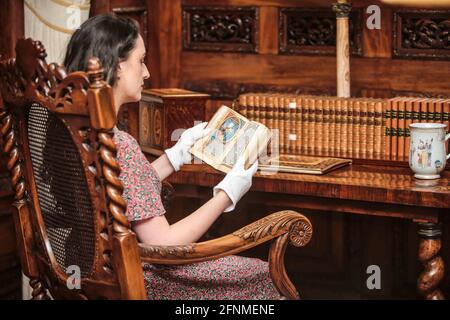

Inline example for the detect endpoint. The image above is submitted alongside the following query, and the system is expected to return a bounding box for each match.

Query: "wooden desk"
[168,163,450,300]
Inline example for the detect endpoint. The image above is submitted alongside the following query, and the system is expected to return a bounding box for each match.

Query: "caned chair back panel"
[0,39,146,299]
[27,104,96,277]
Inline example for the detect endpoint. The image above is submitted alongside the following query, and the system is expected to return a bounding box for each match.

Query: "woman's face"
[114,34,150,107]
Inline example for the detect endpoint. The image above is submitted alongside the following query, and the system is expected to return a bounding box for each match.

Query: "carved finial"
[332,2,352,18]
[34,41,48,60]
[87,57,104,88]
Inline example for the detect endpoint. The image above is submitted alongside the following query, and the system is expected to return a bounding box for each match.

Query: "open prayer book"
[190,105,271,173]
[259,154,352,175]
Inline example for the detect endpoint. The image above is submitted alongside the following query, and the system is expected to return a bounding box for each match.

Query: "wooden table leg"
[417,222,445,300]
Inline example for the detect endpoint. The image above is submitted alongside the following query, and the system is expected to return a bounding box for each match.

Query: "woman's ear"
[116,61,124,81]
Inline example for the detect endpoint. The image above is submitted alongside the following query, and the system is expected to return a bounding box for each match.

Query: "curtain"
[24,0,91,64]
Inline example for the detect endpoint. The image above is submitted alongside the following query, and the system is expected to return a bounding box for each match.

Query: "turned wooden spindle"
[332,0,352,98]
[417,222,445,300]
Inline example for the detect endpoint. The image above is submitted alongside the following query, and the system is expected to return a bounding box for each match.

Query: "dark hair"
[64,13,140,86]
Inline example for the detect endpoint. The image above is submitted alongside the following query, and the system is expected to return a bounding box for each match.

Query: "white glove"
[213,157,258,212]
[165,122,209,171]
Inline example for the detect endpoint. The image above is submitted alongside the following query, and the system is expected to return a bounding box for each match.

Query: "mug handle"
[447,133,450,160]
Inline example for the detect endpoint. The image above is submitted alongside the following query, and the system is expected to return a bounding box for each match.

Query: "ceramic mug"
[409,123,450,179]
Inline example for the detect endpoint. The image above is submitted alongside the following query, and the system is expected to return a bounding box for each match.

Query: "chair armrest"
[138,210,312,265]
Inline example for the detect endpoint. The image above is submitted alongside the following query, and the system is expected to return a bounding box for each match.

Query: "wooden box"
[139,88,209,156]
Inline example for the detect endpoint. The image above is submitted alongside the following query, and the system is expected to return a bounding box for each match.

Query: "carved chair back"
[0,39,147,299]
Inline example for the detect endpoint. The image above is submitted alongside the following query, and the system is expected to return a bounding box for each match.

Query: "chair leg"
[268,233,300,300]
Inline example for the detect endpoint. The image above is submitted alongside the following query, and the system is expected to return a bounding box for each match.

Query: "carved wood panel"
[280,7,362,56]
[183,6,259,53]
[394,9,450,60]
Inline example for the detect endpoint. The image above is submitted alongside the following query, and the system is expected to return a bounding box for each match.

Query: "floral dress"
[113,128,281,300]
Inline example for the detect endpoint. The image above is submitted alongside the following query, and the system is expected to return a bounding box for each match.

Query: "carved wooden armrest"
[138,210,312,299]
[138,210,312,263]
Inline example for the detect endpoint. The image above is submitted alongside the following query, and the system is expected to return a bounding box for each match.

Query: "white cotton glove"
[213,157,259,212]
[165,122,209,171]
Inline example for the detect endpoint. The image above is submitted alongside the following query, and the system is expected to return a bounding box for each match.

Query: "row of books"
[386,97,450,160]
[235,93,450,161]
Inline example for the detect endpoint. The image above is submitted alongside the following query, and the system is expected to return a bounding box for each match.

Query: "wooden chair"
[0,39,313,300]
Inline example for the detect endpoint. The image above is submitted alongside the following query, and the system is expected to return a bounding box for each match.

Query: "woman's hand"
[213,157,259,212]
[165,122,210,171]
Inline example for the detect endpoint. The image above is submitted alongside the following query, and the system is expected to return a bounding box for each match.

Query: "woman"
[64,13,280,300]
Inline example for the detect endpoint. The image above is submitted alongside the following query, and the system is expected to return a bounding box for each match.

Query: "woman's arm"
[132,190,232,245]
[151,153,175,181]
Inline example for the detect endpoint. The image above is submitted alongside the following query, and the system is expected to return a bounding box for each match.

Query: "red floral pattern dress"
[113,128,281,300]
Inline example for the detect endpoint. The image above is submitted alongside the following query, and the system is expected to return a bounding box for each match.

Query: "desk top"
[168,163,450,209]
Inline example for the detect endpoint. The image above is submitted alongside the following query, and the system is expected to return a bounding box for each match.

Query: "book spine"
[301,97,309,155]
[247,94,255,121]
[254,94,261,124]
[347,99,354,159]
[412,98,421,127]
[391,98,398,161]
[274,94,280,155]
[383,100,391,160]
[374,100,383,160]
[354,100,361,159]
[287,96,296,154]
[316,98,324,156]
[427,98,436,123]
[259,94,269,127]
[239,94,248,118]
[397,98,405,161]
[276,95,283,156]
[295,96,303,155]
[360,99,368,159]
[284,95,291,155]
[266,94,273,130]
[404,98,413,159]
[278,95,285,154]
[420,98,428,123]
[435,99,443,124]
[329,99,336,157]
[335,99,342,157]
[323,99,330,157]
[310,97,317,156]
[341,99,349,158]
[366,100,375,159]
